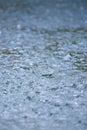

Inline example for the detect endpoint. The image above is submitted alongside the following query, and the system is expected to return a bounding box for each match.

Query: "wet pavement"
[0,0,87,130]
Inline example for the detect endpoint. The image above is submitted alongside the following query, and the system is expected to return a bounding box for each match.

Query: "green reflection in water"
[75,59,87,72]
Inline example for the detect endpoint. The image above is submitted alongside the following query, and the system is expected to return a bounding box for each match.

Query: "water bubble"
[64,54,71,61]
[17,24,21,30]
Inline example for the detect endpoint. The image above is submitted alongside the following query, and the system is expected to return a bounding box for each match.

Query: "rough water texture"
[0,0,87,130]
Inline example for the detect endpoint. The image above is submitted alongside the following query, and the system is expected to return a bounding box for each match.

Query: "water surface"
[0,0,87,130]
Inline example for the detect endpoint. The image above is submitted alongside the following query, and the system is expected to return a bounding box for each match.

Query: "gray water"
[0,0,87,130]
